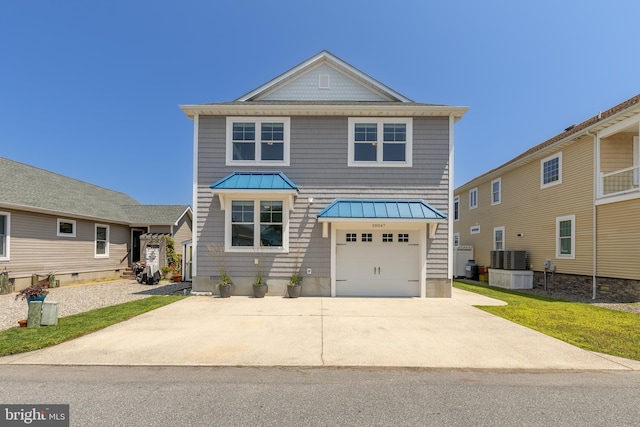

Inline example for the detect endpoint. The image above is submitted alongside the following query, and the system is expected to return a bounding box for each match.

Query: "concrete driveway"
[1,288,639,370]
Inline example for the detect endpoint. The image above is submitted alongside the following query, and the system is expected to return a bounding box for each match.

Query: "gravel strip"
[458,281,640,315]
[514,286,640,315]
[0,280,191,331]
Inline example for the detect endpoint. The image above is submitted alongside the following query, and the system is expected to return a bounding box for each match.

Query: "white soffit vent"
[319,74,330,89]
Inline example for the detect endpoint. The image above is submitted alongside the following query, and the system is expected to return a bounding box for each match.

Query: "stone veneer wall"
[532,271,640,302]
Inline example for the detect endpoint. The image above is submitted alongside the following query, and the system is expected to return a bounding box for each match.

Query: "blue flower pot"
[27,295,46,304]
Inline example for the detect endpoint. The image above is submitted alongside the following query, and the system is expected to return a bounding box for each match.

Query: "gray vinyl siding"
[196,115,450,281]
[1,209,129,281]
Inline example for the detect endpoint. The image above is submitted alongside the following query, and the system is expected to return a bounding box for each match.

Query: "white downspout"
[448,115,455,287]
[191,114,199,282]
[588,129,597,300]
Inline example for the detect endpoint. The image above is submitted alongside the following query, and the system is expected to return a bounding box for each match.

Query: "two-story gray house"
[180,51,467,297]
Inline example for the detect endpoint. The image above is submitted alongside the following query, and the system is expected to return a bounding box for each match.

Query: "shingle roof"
[210,172,299,191]
[121,205,191,225]
[317,199,446,220]
[0,157,189,225]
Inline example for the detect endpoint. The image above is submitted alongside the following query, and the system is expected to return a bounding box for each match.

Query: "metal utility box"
[41,301,59,326]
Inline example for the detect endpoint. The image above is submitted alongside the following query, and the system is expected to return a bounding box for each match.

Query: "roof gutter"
[0,202,132,226]
[179,104,469,121]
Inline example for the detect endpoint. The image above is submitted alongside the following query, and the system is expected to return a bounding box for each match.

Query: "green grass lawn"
[0,296,185,357]
[454,281,640,361]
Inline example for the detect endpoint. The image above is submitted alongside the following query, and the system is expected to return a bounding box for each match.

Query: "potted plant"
[208,243,233,298]
[170,262,182,283]
[287,272,302,298]
[216,272,233,298]
[160,266,172,280]
[287,248,303,298]
[253,271,268,298]
[15,283,49,303]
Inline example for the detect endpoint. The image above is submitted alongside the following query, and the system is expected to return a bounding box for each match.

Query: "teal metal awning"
[210,172,298,191]
[317,199,446,221]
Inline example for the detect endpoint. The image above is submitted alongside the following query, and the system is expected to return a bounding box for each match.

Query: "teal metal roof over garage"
[210,172,298,191]
[317,199,446,220]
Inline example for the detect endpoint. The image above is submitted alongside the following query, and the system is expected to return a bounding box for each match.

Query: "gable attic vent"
[319,74,330,89]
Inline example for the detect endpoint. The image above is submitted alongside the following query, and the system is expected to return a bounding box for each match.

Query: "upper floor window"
[226,117,290,166]
[453,196,460,221]
[556,215,575,259]
[541,152,562,188]
[95,224,109,258]
[348,118,413,167]
[491,178,501,205]
[0,212,9,260]
[57,218,76,237]
[469,188,478,210]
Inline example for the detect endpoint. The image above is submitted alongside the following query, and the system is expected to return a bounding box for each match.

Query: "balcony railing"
[599,165,640,197]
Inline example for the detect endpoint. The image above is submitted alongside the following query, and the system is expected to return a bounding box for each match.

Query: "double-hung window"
[491,178,501,205]
[348,118,413,167]
[556,215,575,259]
[226,117,290,166]
[228,199,287,251]
[95,224,109,258]
[0,212,9,261]
[493,226,505,250]
[453,196,460,221]
[469,188,478,209]
[541,152,562,188]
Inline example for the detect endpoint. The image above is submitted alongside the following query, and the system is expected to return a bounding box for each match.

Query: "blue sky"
[2,1,639,205]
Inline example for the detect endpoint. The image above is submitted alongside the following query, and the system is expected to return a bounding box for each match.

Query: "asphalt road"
[1,366,639,426]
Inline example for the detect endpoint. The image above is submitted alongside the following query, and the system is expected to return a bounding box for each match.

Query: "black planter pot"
[287,285,301,298]
[218,284,232,298]
[253,284,268,298]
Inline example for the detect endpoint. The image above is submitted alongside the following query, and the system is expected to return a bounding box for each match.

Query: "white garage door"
[336,230,420,297]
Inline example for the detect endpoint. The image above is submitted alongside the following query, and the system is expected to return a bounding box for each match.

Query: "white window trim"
[95,224,110,258]
[541,152,563,189]
[556,214,575,259]
[57,218,77,238]
[453,232,460,247]
[0,211,10,261]
[493,226,505,251]
[469,188,478,210]
[347,117,413,167]
[223,195,291,253]
[491,177,502,206]
[226,117,291,166]
[453,196,460,221]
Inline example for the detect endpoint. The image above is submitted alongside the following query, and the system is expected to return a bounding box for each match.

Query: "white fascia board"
[317,217,447,224]
[0,202,131,226]
[236,51,412,103]
[179,104,469,120]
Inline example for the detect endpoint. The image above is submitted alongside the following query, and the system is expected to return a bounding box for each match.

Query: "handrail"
[600,165,638,178]
[121,249,132,264]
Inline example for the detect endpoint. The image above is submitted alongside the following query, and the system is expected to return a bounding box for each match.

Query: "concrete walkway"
[2,288,639,370]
